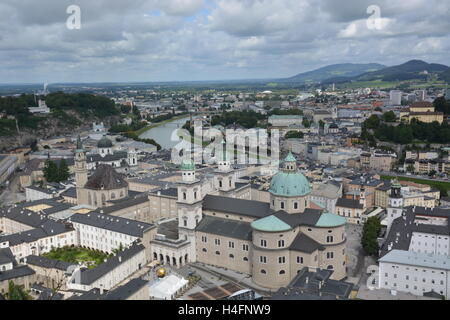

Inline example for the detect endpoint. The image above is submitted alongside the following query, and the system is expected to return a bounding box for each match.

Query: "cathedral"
[151,153,347,289]
[73,137,348,290]
[75,136,130,208]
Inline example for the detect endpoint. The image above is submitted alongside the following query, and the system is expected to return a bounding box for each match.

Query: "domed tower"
[386,179,404,234]
[74,135,88,205]
[177,159,203,264]
[127,148,138,167]
[97,136,113,157]
[269,152,311,214]
[215,140,235,193]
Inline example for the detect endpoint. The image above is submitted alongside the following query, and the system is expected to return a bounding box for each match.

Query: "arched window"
[219,180,223,188]
[111,192,116,199]
[229,254,234,259]
[279,270,286,275]
[278,240,285,248]
[327,265,334,270]
[183,192,187,200]
[243,257,248,261]
[280,202,285,209]
[202,248,207,252]
[326,236,333,243]
[153,252,157,260]
[215,251,220,255]
[294,202,298,210]
[261,269,267,274]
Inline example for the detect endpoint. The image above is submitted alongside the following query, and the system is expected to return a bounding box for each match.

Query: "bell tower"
[386,180,404,234]
[215,140,235,194]
[74,135,88,204]
[177,159,202,264]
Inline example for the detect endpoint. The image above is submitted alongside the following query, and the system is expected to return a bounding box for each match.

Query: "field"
[381,175,450,197]
[43,246,112,269]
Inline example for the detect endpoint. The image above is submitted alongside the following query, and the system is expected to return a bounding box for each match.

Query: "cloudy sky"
[1,0,450,83]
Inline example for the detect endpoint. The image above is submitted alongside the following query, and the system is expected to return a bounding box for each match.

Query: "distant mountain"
[321,60,450,84]
[439,69,450,83]
[281,63,386,84]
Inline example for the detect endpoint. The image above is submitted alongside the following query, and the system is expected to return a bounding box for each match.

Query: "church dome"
[97,137,113,148]
[269,171,311,197]
[269,153,310,197]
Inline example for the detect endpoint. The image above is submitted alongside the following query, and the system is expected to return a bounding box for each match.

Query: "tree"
[57,159,70,182]
[433,96,450,115]
[302,117,311,128]
[43,159,59,183]
[361,217,382,256]
[5,281,32,300]
[285,131,304,139]
[364,115,381,130]
[382,111,397,122]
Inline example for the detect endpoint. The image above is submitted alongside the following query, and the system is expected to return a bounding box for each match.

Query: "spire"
[283,152,297,172]
[284,152,296,163]
[76,135,83,150]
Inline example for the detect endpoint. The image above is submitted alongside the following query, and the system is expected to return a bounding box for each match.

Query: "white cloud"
[0,0,449,83]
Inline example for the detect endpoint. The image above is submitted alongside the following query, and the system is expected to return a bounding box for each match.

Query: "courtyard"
[42,246,112,269]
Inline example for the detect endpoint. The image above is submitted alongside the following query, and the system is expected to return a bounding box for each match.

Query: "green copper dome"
[269,171,311,197]
[251,215,292,232]
[284,152,296,162]
[315,213,346,228]
[180,159,195,171]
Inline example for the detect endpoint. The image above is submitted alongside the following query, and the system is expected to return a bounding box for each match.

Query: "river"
[139,116,190,150]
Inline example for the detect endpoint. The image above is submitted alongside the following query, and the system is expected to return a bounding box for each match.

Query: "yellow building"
[400,102,444,124]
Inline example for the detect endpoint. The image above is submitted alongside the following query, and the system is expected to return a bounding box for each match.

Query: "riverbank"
[135,114,190,136]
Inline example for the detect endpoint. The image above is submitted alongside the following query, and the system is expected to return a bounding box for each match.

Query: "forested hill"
[0,92,120,149]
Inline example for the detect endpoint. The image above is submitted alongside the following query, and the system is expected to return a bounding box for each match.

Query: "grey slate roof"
[76,243,145,285]
[150,188,178,198]
[0,248,16,265]
[336,198,364,209]
[100,196,149,215]
[274,209,323,228]
[196,215,252,241]
[202,195,272,219]
[26,255,76,271]
[380,206,450,257]
[84,164,128,190]
[61,187,77,198]
[270,268,353,300]
[86,151,127,164]
[0,265,35,282]
[289,233,324,253]
[69,212,155,238]
[101,278,148,300]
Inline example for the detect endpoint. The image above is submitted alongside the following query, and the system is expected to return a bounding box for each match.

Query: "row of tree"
[361,217,382,256]
[362,113,450,145]
[43,159,70,183]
